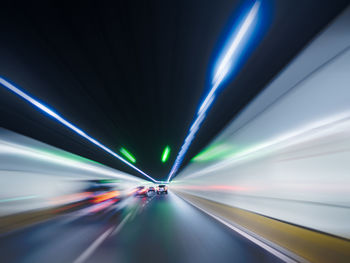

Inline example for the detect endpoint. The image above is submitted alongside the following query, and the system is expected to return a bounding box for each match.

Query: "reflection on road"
[0,192,281,263]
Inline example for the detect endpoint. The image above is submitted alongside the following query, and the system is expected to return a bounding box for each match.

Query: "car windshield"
[159,185,166,188]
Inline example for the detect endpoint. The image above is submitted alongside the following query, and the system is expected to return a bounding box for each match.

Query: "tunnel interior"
[1,1,350,263]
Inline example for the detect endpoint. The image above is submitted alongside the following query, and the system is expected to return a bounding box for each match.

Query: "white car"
[157,185,168,194]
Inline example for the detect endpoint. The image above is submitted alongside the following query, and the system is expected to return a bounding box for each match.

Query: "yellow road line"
[176,191,350,263]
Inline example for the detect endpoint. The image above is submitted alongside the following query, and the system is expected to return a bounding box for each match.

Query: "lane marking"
[73,213,131,263]
[180,197,299,263]
[73,227,114,263]
[111,213,131,236]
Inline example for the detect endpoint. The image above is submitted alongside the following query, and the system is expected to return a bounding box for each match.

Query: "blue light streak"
[167,1,261,182]
[0,77,158,183]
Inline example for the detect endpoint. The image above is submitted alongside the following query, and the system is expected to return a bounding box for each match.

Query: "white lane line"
[73,213,131,263]
[111,213,131,236]
[181,198,299,263]
[73,227,114,263]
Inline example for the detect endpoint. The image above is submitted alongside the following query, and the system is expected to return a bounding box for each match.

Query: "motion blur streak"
[0,77,157,182]
[0,130,143,182]
[171,6,350,244]
[174,185,251,192]
[92,191,120,203]
[0,130,284,262]
[173,114,350,239]
[161,146,171,163]
[212,0,261,87]
[167,1,261,182]
[0,128,147,216]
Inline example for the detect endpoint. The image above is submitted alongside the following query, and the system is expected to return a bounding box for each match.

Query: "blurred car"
[135,186,148,197]
[91,190,121,204]
[85,181,123,204]
[147,187,156,196]
[157,184,168,194]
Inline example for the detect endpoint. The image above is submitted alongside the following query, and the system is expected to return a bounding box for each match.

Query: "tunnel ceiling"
[0,0,348,180]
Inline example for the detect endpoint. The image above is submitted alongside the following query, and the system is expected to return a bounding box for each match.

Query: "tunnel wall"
[0,128,147,216]
[172,7,350,239]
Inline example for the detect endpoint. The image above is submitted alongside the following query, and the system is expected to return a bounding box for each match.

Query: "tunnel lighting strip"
[167,1,260,182]
[120,147,136,163]
[161,146,171,163]
[0,77,158,183]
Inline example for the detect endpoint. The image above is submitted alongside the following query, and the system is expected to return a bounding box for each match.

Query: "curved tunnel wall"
[0,128,148,216]
[172,7,350,239]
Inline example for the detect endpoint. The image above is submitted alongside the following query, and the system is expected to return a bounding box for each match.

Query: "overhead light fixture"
[161,146,171,163]
[120,147,136,163]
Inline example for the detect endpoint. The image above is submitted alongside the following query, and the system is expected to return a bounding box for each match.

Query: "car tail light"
[92,190,120,203]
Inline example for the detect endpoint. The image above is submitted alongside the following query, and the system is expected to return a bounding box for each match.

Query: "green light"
[0,195,38,203]
[99,179,120,184]
[40,148,102,165]
[161,146,171,163]
[120,148,136,163]
[191,143,236,162]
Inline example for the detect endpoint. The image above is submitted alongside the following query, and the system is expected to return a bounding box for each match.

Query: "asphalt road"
[0,192,282,263]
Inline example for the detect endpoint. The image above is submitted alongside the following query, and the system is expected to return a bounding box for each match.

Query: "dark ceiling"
[0,0,348,181]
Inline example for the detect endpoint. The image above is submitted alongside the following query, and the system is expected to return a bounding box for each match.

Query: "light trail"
[120,147,136,163]
[161,146,171,163]
[167,1,261,182]
[0,77,158,183]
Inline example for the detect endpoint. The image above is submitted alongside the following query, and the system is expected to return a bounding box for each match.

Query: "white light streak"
[0,77,158,183]
[167,1,261,182]
[213,1,260,87]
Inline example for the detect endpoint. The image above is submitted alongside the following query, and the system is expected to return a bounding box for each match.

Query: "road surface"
[0,192,282,263]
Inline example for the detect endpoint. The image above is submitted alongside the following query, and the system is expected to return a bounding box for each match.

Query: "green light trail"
[120,148,136,163]
[0,195,38,203]
[161,146,171,163]
[191,143,236,162]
